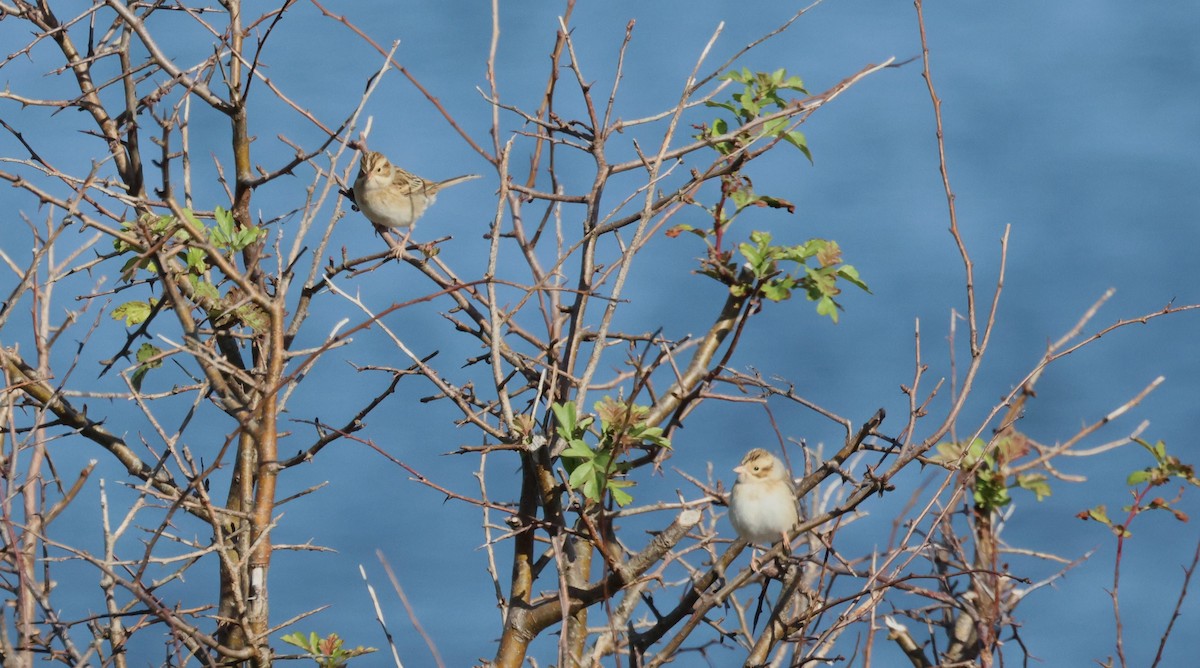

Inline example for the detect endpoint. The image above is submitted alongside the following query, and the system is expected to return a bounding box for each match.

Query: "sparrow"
[351,150,480,230]
[729,448,799,564]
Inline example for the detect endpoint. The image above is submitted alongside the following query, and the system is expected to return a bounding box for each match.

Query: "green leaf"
[931,441,963,465]
[741,96,760,119]
[718,70,739,84]
[131,365,151,392]
[568,460,594,492]
[233,303,270,333]
[738,241,764,270]
[118,255,146,278]
[1127,469,1152,485]
[666,223,710,241]
[551,401,578,439]
[208,206,265,252]
[837,265,871,292]
[215,205,234,232]
[1087,505,1111,525]
[784,130,813,163]
[581,471,601,502]
[760,279,793,302]
[1016,473,1052,501]
[755,194,796,213]
[973,470,1012,510]
[280,631,318,652]
[631,425,671,449]
[747,230,773,247]
[704,102,738,116]
[762,117,788,139]
[608,479,635,507]
[111,300,155,327]
[136,343,162,366]
[964,438,987,466]
[185,246,208,274]
[131,343,164,392]
[804,266,837,298]
[561,439,594,459]
[237,226,266,248]
[191,278,220,303]
[729,185,757,210]
[816,295,838,322]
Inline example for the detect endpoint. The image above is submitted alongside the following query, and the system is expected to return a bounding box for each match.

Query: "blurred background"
[2,1,1198,665]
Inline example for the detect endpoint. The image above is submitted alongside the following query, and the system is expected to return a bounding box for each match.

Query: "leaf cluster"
[1080,438,1198,537]
[934,433,1051,512]
[552,399,671,507]
[668,68,870,322]
[280,632,375,667]
[108,206,268,389]
[702,67,812,160]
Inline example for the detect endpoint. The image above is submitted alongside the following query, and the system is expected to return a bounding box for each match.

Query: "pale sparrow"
[729,448,799,557]
[351,151,480,230]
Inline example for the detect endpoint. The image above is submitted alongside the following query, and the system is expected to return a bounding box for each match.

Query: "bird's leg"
[748,544,773,573]
[749,547,787,579]
[396,228,415,256]
[749,531,794,573]
[776,528,803,567]
[378,227,411,260]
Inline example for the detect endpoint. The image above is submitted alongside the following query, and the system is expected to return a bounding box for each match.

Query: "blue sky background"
[2,1,1199,665]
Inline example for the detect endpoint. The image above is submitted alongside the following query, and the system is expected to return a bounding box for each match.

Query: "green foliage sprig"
[1078,438,1198,537]
[701,67,812,161]
[280,632,375,667]
[109,206,267,389]
[552,398,671,507]
[934,431,1051,513]
[671,68,869,322]
[739,231,867,321]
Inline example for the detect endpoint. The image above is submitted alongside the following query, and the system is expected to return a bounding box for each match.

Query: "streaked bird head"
[357,151,393,187]
[734,448,787,484]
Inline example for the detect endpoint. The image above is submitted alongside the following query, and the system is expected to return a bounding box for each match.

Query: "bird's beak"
[733,464,746,475]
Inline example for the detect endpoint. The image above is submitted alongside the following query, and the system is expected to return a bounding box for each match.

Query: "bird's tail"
[436,174,482,190]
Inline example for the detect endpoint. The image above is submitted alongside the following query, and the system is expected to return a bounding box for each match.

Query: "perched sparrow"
[352,151,480,230]
[729,448,799,553]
